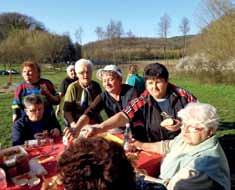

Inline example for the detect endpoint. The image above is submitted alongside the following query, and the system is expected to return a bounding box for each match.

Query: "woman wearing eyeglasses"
[129,102,230,190]
[12,94,61,145]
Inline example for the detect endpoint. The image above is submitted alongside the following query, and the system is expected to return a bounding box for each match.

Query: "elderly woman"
[131,102,230,190]
[63,59,102,128]
[12,60,60,122]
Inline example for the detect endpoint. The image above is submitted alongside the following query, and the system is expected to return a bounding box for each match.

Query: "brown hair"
[21,60,41,76]
[58,137,136,190]
[128,64,138,74]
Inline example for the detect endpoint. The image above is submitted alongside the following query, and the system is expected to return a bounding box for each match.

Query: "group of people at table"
[9,59,230,190]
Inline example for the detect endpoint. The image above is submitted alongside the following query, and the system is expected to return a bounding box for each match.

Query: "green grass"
[0,66,235,148]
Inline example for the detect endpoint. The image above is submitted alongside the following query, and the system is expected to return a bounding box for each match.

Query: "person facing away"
[129,102,231,190]
[126,64,145,95]
[80,62,197,142]
[12,60,60,122]
[63,59,102,129]
[64,64,138,137]
[57,137,136,190]
[55,65,78,117]
[49,137,166,190]
[12,94,61,145]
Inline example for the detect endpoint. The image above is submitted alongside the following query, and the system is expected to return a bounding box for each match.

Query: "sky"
[0,0,202,44]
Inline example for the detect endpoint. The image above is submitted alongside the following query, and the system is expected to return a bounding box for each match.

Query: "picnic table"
[6,136,162,189]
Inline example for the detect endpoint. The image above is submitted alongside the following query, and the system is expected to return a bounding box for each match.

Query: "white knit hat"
[96,65,122,80]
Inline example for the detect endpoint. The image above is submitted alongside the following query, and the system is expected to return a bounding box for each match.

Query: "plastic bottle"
[123,123,132,151]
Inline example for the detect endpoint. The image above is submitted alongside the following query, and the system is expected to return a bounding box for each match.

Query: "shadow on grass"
[219,122,235,131]
[218,123,235,176]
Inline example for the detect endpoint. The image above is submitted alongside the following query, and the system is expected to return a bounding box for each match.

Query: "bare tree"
[75,26,83,45]
[179,17,190,57]
[192,0,235,63]
[106,20,123,39]
[95,26,105,40]
[158,13,171,61]
[126,30,135,38]
[105,20,124,64]
[197,0,234,27]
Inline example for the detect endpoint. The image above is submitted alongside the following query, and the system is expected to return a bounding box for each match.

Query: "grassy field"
[0,65,235,148]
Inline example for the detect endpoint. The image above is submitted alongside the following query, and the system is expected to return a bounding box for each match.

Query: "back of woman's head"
[58,137,136,190]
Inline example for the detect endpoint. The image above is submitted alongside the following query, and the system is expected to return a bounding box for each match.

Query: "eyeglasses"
[181,124,205,133]
[26,107,43,113]
[77,71,90,75]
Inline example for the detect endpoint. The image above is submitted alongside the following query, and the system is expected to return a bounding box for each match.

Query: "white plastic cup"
[0,168,7,189]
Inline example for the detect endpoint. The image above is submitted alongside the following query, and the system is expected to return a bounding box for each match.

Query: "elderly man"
[12,94,61,145]
[12,60,60,122]
[66,65,137,136]
[56,65,78,117]
[63,59,102,128]
[130,102,231,190]
[82,63,197,142]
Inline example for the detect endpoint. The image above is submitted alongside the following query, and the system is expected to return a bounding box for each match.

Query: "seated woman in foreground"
[12,94,61,145]
[130,102,231,190]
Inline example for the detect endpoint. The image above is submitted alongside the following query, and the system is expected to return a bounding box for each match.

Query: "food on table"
[160,118,174,127]
[14,178,28,186]
[0,146,29,176]
[12,172,40,187]
[25,138,54,148]
[28,176,40,187]
[12,173,29,186]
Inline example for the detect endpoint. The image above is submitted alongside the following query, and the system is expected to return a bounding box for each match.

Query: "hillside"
[84,35,195,50]
[83,35,196,62]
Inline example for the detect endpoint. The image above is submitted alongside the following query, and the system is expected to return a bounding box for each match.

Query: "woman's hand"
[50,128,61,137]
[63,127,75,142]
[128,140,143,152]
[79,124,102,138]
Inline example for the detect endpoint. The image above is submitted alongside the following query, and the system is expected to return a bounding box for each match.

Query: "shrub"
[175,54,235,84]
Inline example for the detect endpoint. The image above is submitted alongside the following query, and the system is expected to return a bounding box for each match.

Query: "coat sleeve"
[12,120,25,146]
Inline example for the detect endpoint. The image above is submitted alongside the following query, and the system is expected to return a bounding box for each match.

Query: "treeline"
[83,36,193,64]
[0,12,81,68]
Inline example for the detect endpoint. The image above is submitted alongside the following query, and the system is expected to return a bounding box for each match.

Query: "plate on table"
[12,172,40,187]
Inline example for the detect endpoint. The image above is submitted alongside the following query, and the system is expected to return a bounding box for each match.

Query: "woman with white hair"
[63,59,102,128]
[130,102,231,190]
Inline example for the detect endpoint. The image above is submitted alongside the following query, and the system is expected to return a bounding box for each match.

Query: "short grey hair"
[74,59,93,74]
[23,94,44,107]
[66,65,75,74]
[178,102,219,130]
